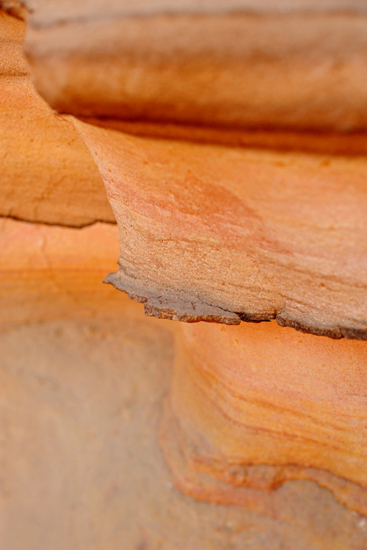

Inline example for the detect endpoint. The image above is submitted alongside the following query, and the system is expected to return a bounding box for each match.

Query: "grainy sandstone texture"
[75,119,367,338]
[0,218,120,327]
[0,11,114,226]
[1,2,367,548]
[161,321,367,516]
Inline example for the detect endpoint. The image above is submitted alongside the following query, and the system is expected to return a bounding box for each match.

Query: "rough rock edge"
[276,316,367,341]
[104,271,241,325]
[105,269,367,339]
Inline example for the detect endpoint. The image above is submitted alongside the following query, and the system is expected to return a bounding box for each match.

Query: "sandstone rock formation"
[162,321,367,516]
[1,2,367,549]
[23,0,367,131]
[74,119,367,338]
[0,10,114,226]
[0,217,120,327]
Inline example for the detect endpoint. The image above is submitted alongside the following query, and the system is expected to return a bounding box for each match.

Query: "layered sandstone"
[74,119,367,339]
[0,219,366,550]
[22,0,367,132]
[1,2,367,549]
[161,321,367,516]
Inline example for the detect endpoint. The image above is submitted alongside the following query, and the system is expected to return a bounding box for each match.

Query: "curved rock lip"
[74,119,367,341]
[105,271,367,339]
[104,271,241,325]
[276,316,367,340]
[25,6,367,132]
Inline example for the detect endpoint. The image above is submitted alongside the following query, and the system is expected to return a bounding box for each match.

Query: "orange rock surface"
[1,220,367,550]
[23,0,367,132]
[1,3,367,548]
[161,321,367,516]
[0,10,114,226]
[74,119,367,338]
[0,217,120,327]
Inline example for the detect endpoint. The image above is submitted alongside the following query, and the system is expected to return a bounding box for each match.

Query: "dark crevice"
[0,213,117,229]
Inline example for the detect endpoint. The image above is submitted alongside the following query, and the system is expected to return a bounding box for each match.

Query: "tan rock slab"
[74,119,367,338]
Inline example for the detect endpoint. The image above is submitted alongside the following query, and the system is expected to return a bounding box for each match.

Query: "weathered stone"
[75,119,367,338]
[1,221,367,549]
[21,0,367,131]
[1,4,367,548]
[0,11,114,227]
[161,321,367,517]
[0,218,120,327]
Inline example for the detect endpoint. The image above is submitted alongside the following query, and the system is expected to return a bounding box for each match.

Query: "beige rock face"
[0,10,114,226]
[3,317,367,550]
[22,0,367,131]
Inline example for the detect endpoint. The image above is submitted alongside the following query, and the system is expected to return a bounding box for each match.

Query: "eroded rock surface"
[161,321,367,517]
[1,4,367,548]
[1,257,367,550]
[74,119,367,338]
[0,217,120,327]
[0,10,114,226]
